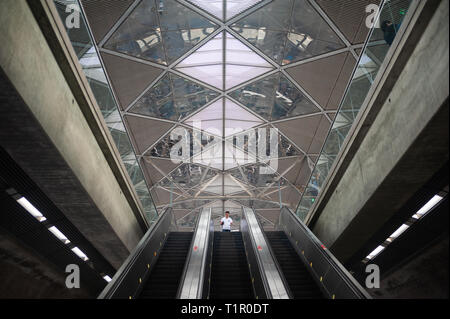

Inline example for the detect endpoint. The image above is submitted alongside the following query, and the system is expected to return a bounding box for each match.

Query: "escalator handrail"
[98,207,173,299]
[176,207,211,299]
[280,206,371,299]
[250,208,294,299]
[242,207,290,299]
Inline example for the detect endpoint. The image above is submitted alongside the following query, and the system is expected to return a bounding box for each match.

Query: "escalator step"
[266,231,324,299]
[210,232,254,299]
[138,232,193,299]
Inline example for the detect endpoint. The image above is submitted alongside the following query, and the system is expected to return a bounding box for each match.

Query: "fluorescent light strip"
[364,193,446,262]
[48,226,71,245]
[71,247,89,261]
[412,195,444,219]
[103,275,112,282]
[17,197,47,222]
[366,245,385,260]
[388,224,409,242]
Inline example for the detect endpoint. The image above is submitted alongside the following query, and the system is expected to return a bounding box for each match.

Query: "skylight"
[184,98,263,138]
[188,0,263,21]
[176,32,273,90]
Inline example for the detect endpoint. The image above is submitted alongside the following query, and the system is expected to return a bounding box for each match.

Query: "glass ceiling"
[188,0,264,21]
[75,0,375,227]
[176,32,273,90]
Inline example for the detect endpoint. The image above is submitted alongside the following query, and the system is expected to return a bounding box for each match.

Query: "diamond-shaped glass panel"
[105,0,217,65]
[232,0,345,65]
[129,73,219,121]
[230,73,319,121]
[177,32,272,90]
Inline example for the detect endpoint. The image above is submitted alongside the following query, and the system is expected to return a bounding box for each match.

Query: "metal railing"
[241,207,291,299]
[98,207,174,299]
[278,207,371,299]
[177,207,212,299]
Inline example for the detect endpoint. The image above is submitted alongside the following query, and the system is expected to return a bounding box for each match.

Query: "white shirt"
[221,217,233,230]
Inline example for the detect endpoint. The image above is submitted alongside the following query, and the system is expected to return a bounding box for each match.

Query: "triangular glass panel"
[225,32,272,89]
[104,0,166,65]
[129,73,219,121]
[193,141,224,170]
[230,73,319,121]
[176,32,272,90]
[105,0,218,65]
[184,99,223,137]
[184,98,263,138]
[145,126,219,159]
[224,141,257,170]
[224,99,263,137]
[187,0,264,21]
[168,164,218,189]
[282,0,344,64]
[155,0,218,64]
[226,0,264,21]
[224,175,245,195]
[228,163,280,188]
[204,175,223,195]
[187,0,224,20]
[229,126,303,160]
[232,0,345,65]
[232,0,292,32]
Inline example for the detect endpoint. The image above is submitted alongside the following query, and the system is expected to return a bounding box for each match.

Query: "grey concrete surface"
[0,1,144,268]
[0,229,92,299]
[312,0,449,262]
[370,236,449,299]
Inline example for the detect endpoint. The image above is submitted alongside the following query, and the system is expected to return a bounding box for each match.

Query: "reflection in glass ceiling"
[232,0,345,65]
[184,98,263,138]
[76,0,367,227]
[105,0,218,65]
[176,32,273,90]
[229,73,320,121]
[188,0,263,21]
[129,73,220,121]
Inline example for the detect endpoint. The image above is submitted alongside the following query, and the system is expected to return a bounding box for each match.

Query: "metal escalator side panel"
[177,208,212,299]
[242,207,291,299]
[98,207,174,299]
[139,232,193,299]
[265,231,324,299]
[278,207,371,299]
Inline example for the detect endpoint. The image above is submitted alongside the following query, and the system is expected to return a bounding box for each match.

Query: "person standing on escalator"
[220,211,233,232]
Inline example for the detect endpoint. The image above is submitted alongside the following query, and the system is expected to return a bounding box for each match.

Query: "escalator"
[139,232,193,299]
[210,232,254,299]
[99,207,369,299]
[266,231,324,299]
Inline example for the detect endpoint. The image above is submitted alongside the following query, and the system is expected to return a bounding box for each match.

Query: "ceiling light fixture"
[16,197,47,222]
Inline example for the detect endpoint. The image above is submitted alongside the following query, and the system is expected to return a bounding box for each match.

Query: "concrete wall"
[0,1,143,267]
[312,1,449,262]
[370,236,449,299]
[0,229,91,299]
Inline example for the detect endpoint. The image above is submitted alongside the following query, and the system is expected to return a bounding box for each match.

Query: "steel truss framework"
[78,0,380,227]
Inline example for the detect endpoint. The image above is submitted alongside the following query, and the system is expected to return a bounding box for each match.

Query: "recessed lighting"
[412,195,444,219]
[48,226,70,244]
[366,245,385,260]
[388,224,409,241]
[17,197,47,222]
[71,247,89,261]
[103,275,112,282]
